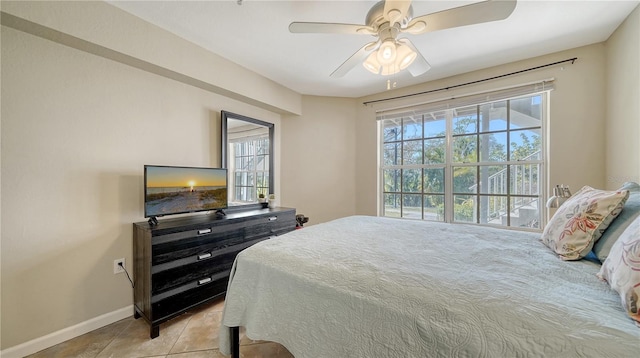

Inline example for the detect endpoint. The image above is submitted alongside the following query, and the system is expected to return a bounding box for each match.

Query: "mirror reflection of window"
[227,119,270,206]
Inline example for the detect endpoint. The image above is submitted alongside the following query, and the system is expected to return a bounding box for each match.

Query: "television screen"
[144,165,228,218]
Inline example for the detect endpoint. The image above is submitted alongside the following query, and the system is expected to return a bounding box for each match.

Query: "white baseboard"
[1,305,133,358]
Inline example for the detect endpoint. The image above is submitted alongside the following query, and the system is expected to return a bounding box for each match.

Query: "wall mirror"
[221,111,274,207]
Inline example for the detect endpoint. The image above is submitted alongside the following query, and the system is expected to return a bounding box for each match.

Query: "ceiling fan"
[289,0,517,77]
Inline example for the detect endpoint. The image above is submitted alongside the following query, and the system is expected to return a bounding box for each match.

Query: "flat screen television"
[144,165,228,222]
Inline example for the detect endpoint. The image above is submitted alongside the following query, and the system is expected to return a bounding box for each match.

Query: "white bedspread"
[220,216,639,357]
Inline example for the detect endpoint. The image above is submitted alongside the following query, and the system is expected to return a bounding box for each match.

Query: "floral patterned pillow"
[597,216,640,325]
[541,186,629,260]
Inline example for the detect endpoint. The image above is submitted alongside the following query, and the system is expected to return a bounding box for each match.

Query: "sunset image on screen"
[145,166,227,217]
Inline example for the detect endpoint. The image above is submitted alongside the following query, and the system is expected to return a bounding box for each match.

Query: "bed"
[219,214,640,357]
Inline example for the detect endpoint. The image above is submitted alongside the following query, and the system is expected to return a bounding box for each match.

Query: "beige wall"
[354,104,379,216]
[0,1,337,352]
[0,24,284,350]
[0,0,302,116]
[0,0,296,352]
[356,44,609,217]
[605,4,640,189]
[281,96,358,225]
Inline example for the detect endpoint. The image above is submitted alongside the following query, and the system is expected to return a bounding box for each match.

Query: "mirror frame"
[221,110,275,207]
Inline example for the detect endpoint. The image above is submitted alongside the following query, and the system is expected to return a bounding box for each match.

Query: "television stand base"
[215,209,226,217]
[148,216,159,226]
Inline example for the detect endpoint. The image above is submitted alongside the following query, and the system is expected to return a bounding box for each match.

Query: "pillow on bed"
[594,190,640,262]
[541,186,629,260]
[620,181,640,192]
[597,215,640,325]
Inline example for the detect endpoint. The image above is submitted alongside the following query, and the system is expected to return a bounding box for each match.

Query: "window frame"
[378,91,549,231]
[229,136,270,204]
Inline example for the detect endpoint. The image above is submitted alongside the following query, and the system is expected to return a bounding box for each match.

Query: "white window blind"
[376,80,554,120]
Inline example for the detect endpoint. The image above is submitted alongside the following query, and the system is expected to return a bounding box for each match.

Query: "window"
[229,137,270,203]
[380,91,546,229]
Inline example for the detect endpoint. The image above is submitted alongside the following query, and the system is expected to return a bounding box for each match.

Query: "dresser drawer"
[152,250,236,294]
[243,213,297,238]
[151,258,233,302]
[151,277,229,321]
[152,236,268,273]
[152,233,244,266]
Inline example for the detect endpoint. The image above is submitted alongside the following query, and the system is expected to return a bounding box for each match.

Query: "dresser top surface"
[134,207,295,233]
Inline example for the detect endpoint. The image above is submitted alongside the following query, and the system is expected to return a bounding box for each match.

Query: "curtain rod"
[363,57,577,106]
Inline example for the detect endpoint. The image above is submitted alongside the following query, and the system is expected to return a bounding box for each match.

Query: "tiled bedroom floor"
[26,298,293,358]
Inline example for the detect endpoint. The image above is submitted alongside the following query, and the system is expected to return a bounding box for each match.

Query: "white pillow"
[597,215,640,325]
[594,190,640,262]
[541,186,629,260]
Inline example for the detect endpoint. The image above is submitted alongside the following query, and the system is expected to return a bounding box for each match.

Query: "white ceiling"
[108,0,639,98]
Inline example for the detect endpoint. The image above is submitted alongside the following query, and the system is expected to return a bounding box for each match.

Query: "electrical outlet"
[114,258,125,274]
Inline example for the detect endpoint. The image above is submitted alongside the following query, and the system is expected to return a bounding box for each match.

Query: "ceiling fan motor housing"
[366,1,414,30]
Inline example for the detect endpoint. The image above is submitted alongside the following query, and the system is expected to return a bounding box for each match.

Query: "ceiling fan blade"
[289,22,376,35]
[404,0,517,35]
[330,41,379,78]
[398,38,431,76]
[383,0,412,26]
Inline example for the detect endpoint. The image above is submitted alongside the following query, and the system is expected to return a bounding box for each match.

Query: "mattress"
[220,216,639,357]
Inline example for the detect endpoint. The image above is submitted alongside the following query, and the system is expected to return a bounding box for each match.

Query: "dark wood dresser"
[132,207,296,338]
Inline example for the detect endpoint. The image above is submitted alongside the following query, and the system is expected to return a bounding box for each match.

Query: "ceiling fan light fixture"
[396,42,417,70]
[363,39,418,76]
[377,40,397,65]
[363,52,381,74]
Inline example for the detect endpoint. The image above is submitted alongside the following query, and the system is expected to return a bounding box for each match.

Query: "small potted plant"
[268,194,276,208]
[258,193,266,203]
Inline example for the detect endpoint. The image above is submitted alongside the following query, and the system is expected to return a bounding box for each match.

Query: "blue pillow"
[593,188,640,262]
[620,181,640,192]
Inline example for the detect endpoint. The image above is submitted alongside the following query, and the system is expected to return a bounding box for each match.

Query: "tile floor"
[26,298,293,358]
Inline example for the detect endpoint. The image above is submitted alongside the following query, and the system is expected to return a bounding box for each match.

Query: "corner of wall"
[604,4,640,189]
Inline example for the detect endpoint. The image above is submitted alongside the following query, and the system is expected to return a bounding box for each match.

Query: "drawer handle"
[198,228,212,235]
[198,277,212,285]
[268,216,277,221]
[197,253,212,260]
